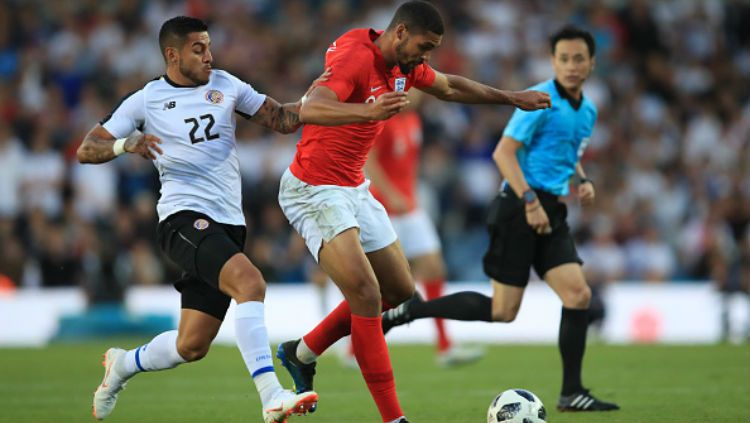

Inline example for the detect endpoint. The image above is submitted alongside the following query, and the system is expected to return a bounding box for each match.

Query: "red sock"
[424,279,451,352]
[303,300,351,355]
[351,314,403,422]
[303,300,395,356]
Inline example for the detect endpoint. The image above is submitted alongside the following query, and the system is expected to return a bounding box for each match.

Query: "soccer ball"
[487,389,547,423]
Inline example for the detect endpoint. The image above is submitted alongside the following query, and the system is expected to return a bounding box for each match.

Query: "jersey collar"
[553,79,583,111]
[163,73,207,88]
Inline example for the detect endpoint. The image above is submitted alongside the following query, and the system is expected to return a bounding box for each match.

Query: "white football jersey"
[101,70,267,225]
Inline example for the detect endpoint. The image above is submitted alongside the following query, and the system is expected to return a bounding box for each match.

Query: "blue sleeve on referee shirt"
[503,107,547,145]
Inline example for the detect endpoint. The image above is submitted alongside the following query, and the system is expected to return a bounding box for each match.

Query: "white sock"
[296,338,318,365]
[119,330,186,376]
[235,301,283,406]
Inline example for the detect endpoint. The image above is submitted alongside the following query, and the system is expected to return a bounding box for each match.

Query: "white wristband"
[113,138,127,156]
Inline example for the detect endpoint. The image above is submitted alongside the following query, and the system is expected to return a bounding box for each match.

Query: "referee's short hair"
[387,1,445,35]
[159,16,209,60]
[550,25,596,57]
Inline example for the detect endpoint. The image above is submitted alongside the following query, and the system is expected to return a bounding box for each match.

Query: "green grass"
[0,342,748,423]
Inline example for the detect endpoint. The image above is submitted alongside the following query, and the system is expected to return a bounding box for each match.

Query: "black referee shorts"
[156,210,247,320]
[482,187,582,287]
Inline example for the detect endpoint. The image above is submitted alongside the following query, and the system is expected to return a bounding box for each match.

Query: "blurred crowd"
[0,0,749,300]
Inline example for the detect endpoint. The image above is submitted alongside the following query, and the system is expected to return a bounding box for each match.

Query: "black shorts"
[482,187,582,287]
[156,210,246,320]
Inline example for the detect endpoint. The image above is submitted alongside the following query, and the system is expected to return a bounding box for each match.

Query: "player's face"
[178,31,213,85]
[551,39,594,93]
[395,28,442,74]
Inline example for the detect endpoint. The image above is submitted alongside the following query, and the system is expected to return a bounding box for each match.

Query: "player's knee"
[177,338,211,362]
[562,284,591,309]
[221,262,266,302]
[492,309,518,323]
[348,279,382,306]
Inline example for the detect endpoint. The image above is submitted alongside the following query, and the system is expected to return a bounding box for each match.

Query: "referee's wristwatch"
[522,189,538,205]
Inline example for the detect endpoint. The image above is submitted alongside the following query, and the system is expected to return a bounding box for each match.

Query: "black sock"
[559,307,588,395]
[409,292,492,322]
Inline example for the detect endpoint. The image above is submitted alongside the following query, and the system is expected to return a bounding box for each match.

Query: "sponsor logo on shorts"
[194,219,210,230]
[205,89,224,104]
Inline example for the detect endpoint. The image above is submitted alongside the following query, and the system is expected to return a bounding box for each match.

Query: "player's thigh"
[217,252,265,302]
[319,227,381,315]
[173,274,232,321]
[491,279,526,322]
[157,211,245,320]
[483,193,535,287]
[278,169,360,261]
[544,263,591,309]
[366,240,415,306]
[176,308,223,360]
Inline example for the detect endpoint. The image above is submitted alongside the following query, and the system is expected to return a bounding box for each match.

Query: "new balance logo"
[163,101,176,110]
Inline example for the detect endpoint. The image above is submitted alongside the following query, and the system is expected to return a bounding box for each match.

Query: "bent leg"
[219,253,289,407]
[319,229,404,422]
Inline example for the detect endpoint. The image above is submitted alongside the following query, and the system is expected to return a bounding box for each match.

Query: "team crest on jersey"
[194,219,210,230]
[205,90,224,104]
[394,77,406,92]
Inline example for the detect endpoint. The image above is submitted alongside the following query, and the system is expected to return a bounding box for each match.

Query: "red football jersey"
[289,28,436,186]
[369,111,422,215]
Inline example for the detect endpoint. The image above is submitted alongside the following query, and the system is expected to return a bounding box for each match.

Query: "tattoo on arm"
[77,125,119,164]
[251,97,302,134]
[77,137,118,163]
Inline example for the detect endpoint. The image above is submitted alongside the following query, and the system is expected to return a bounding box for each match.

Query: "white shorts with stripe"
[278,168,397,261]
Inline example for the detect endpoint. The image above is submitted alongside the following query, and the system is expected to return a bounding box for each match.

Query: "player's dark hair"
[387,1,444,35]
[159,16,208,59]
[550,25,596,57]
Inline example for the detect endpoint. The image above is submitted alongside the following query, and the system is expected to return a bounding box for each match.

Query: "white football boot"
[262,389,319,423]
[92,348,132,420]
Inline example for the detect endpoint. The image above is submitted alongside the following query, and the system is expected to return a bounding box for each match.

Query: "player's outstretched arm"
[419,71,551,111]
[77,125,162,164]
[250,97,303,134]
[299,86,409,126]
[249,68,332,134]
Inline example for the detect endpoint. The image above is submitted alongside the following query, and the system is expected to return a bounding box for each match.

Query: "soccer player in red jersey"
[366,93,484,367]
[276,2,550,422]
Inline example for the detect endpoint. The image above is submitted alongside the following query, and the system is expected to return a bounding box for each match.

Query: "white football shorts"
[278,168,397,261]
[390,208,441,259]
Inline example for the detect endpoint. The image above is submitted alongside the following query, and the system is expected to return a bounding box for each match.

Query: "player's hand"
[578,181,595,206]
[369,92,409,120]
[511,90,551,111]
[302,67,332,103]
[525,201,551,235]
[124,134,162,160]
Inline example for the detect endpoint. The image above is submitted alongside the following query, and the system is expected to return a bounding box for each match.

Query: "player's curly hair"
[388,1,444,35]
[159,16,209,60]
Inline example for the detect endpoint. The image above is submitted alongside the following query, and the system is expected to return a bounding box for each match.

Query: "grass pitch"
[0,342,747,423]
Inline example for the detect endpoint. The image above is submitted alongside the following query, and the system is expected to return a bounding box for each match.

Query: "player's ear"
[165,46,178,65]
[396,23,407,40]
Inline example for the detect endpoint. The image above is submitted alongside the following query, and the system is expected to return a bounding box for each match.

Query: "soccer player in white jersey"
[77,16,318,423]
